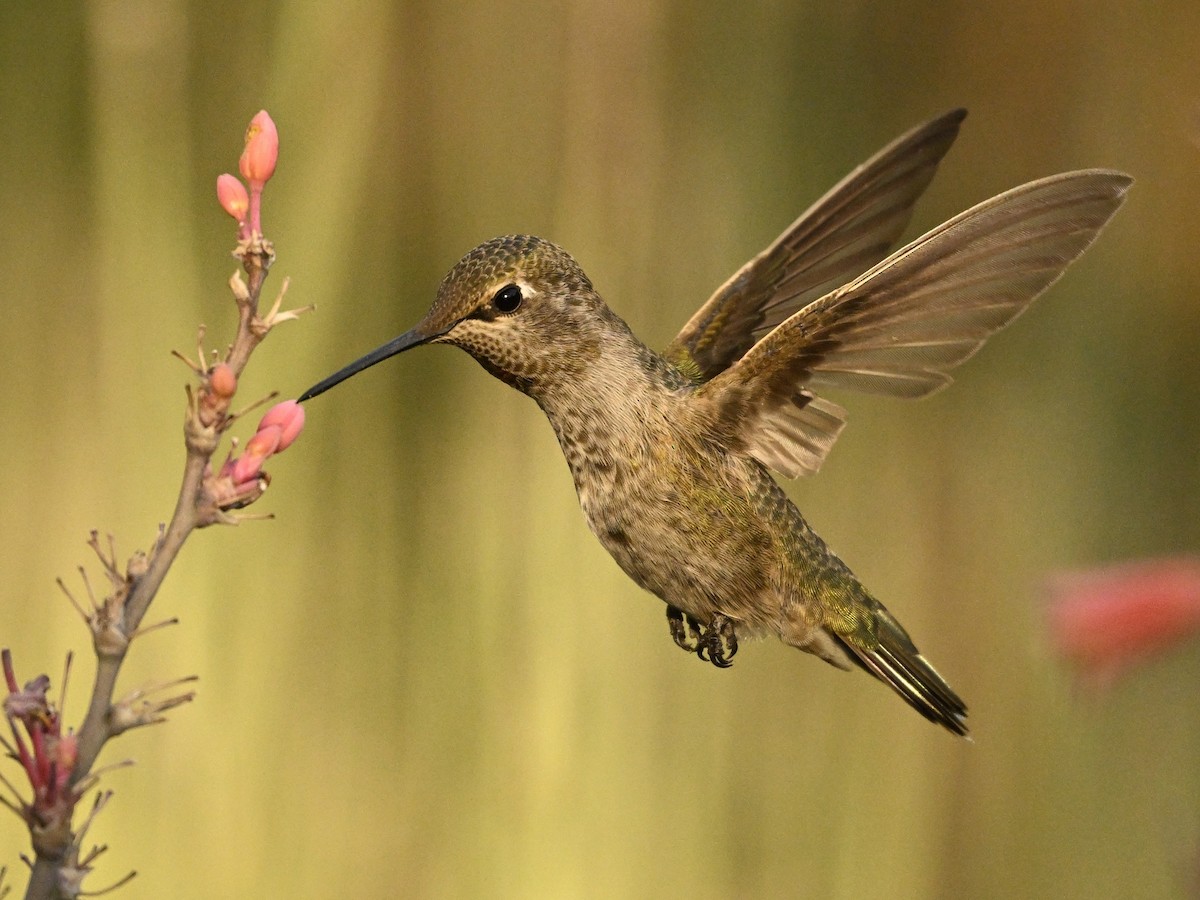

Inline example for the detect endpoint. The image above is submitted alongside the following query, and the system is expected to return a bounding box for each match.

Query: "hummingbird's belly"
[576,458,784,634]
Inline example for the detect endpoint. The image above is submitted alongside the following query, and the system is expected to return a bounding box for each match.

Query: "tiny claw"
[667,605,703,653]
[698,614,738,668]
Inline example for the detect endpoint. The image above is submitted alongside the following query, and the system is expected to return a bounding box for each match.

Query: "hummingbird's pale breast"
[529,319,843,654]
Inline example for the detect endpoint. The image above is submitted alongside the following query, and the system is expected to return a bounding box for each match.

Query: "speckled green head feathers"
[417,234,595,334]
[406,234,627,392]
[297,234,612,401]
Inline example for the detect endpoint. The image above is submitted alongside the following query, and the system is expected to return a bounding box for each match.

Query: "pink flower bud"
[230,455,264,487]
[209,363,237,399]
[239,110,279,185]
[216,174,249,222]
[257,400,305,452]
[232,426,282,484]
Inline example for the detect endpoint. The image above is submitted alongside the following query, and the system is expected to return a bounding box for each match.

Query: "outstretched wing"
[702,169,1132,478]
[666,108,967,384]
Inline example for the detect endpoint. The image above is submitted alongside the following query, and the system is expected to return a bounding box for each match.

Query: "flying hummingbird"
[300,109,1130,735]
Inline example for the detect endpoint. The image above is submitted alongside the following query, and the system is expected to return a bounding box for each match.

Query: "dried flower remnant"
[109,676,198,735]
[48,790,137,898]
[1,651,77,848]
[1047,557,1200,688]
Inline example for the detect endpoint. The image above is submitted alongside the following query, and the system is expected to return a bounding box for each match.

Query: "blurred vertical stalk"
[86,0,200,381]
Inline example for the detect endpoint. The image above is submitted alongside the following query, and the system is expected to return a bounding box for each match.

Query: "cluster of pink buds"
[2,650,77,838]
[216,110,279,240]
[204,400,305,516]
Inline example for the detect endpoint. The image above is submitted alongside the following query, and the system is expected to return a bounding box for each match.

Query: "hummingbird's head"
[300,235,608,401]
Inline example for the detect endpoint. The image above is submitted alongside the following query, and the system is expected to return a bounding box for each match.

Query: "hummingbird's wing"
[665,108,967,385]
[702,170,1132,478]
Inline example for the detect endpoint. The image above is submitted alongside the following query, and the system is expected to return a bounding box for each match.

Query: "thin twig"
[21,117,296,896]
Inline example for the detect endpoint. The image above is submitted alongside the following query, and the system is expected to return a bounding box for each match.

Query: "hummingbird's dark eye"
[493,283,523,313]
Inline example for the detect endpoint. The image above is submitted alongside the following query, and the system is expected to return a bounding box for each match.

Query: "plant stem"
[67,452,206,789]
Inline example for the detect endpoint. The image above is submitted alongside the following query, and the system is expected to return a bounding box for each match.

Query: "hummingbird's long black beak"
[299,327,435,402]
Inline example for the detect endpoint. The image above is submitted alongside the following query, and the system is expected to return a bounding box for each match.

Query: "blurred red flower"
[1047,557,1200,686]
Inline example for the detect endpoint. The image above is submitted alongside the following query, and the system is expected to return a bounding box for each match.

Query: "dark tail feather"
[833,623,969,737]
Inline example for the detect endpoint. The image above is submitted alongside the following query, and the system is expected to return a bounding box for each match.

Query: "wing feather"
[666,109,968,382]
[703,169,1132,476]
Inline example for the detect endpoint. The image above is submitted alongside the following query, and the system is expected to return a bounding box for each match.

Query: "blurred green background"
[2,1,1199,897]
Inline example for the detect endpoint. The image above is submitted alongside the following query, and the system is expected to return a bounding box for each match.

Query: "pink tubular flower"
[236,110,279,237]
[202,398,304,517]
[232,426,282,484]
[226,399,304,485]
[1047,557,1200,687]
[257,400,305,451]
[216,174,249,225]
[239,110,278,186]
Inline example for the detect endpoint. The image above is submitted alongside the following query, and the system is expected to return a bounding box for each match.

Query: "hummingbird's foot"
[666,605,704,653]
[696,614,738,668]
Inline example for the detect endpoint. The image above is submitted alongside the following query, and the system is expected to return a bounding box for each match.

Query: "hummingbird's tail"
[832,615,969,737]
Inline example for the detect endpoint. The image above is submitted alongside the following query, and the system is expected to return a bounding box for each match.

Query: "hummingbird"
[300,109,1130,735]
